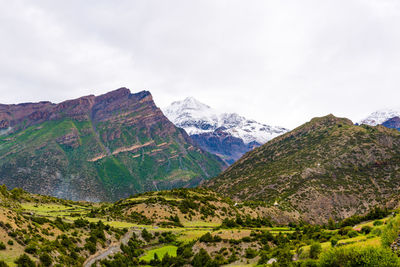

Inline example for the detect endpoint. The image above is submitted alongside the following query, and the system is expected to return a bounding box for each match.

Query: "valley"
[0,186,398,266]
[0,90,400,266]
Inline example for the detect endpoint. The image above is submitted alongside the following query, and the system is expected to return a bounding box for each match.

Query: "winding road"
[83,228,135,267]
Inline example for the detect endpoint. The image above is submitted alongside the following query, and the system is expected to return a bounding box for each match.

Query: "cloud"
[0,0,399,128]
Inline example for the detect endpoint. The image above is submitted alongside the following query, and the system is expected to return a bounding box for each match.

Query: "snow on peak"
[162,97,289,144]
[359,108,400,126]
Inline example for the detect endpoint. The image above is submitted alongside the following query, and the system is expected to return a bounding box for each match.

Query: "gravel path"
[83,228,135,267]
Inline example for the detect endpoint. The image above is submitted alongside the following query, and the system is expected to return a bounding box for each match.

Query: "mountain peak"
[170,97,211,111]
[163,97,289,147]
[308,114,353,127]
[359,108,400,126]
[95,87,131,103]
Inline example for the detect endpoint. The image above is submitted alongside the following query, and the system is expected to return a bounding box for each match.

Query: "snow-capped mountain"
[382,116,400,130]
[163,97,289,164]
[359,109,400,126]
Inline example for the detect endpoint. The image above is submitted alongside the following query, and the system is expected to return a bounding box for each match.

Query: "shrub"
[381,215,400,247]
[245,248,258,259]
[14,254,35,267]
[361,226,372,234]
[40,253,52,267]
[199,232,221,243]
[24,244,37,254]
[309,242,322,259]
[373,220,384,226]
[319,246,400,267]
[0,242,5,250]
[85,241,96,254]
[192,248,212,267]
[141,228,152,242]
[347,230,358,238]
[74,218,89,228]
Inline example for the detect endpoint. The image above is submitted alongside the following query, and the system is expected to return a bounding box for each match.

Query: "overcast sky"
[0,0,399,128]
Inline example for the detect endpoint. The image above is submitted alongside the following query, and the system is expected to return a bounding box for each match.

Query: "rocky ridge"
[0,88,226,201]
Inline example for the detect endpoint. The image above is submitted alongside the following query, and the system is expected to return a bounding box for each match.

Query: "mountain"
[382,117,400,131]
[163,97,288,164]
[206,114,400,223]
[359,108,400,126]
[0,88,226,201]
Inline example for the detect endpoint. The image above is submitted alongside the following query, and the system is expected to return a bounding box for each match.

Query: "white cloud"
[0,0,399,128]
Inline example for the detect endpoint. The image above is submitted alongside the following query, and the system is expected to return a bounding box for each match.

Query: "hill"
[206,114,400,223]
[0,88,226,201]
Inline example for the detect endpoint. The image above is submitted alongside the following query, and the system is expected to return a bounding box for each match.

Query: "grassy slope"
[0,117,224,201]
[207,115,400,222]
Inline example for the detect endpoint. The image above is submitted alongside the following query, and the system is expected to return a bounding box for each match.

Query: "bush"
[141,228,152,242]
[192,248,214,267]
[74,218,89,228]
[24,244,37,254]
[40,253,52,267]
[14,254,35,267]
[319,246,400,267]
[381,215,400,247]
[245,248,258,259]
[199,232,221,243]
[85,241,96,254]
[373,220,384,226]
[338,226,353,236]
[330,238,338,247]
[361,226,372,234]
[347,230,359,238]
[0,242,5,250]
[309,242,322,259]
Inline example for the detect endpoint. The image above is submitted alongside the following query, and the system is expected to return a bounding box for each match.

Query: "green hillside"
[0,89,225,201]
[207,114,400,223]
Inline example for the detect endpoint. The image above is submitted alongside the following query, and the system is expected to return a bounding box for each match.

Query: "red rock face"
[0,102,55,129]
[0,88,164,132]
[0,87,226,201]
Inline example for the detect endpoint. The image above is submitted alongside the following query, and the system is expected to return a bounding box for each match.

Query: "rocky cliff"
[0,88,226,201]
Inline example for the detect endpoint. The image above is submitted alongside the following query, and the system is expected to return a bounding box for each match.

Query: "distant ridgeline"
[0,88,226,201]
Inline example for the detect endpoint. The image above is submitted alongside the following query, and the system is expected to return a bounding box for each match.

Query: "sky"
[0,0,399,128]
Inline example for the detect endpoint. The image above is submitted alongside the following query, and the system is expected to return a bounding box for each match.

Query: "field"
[2,188,396,266]
[139,245,178,261]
